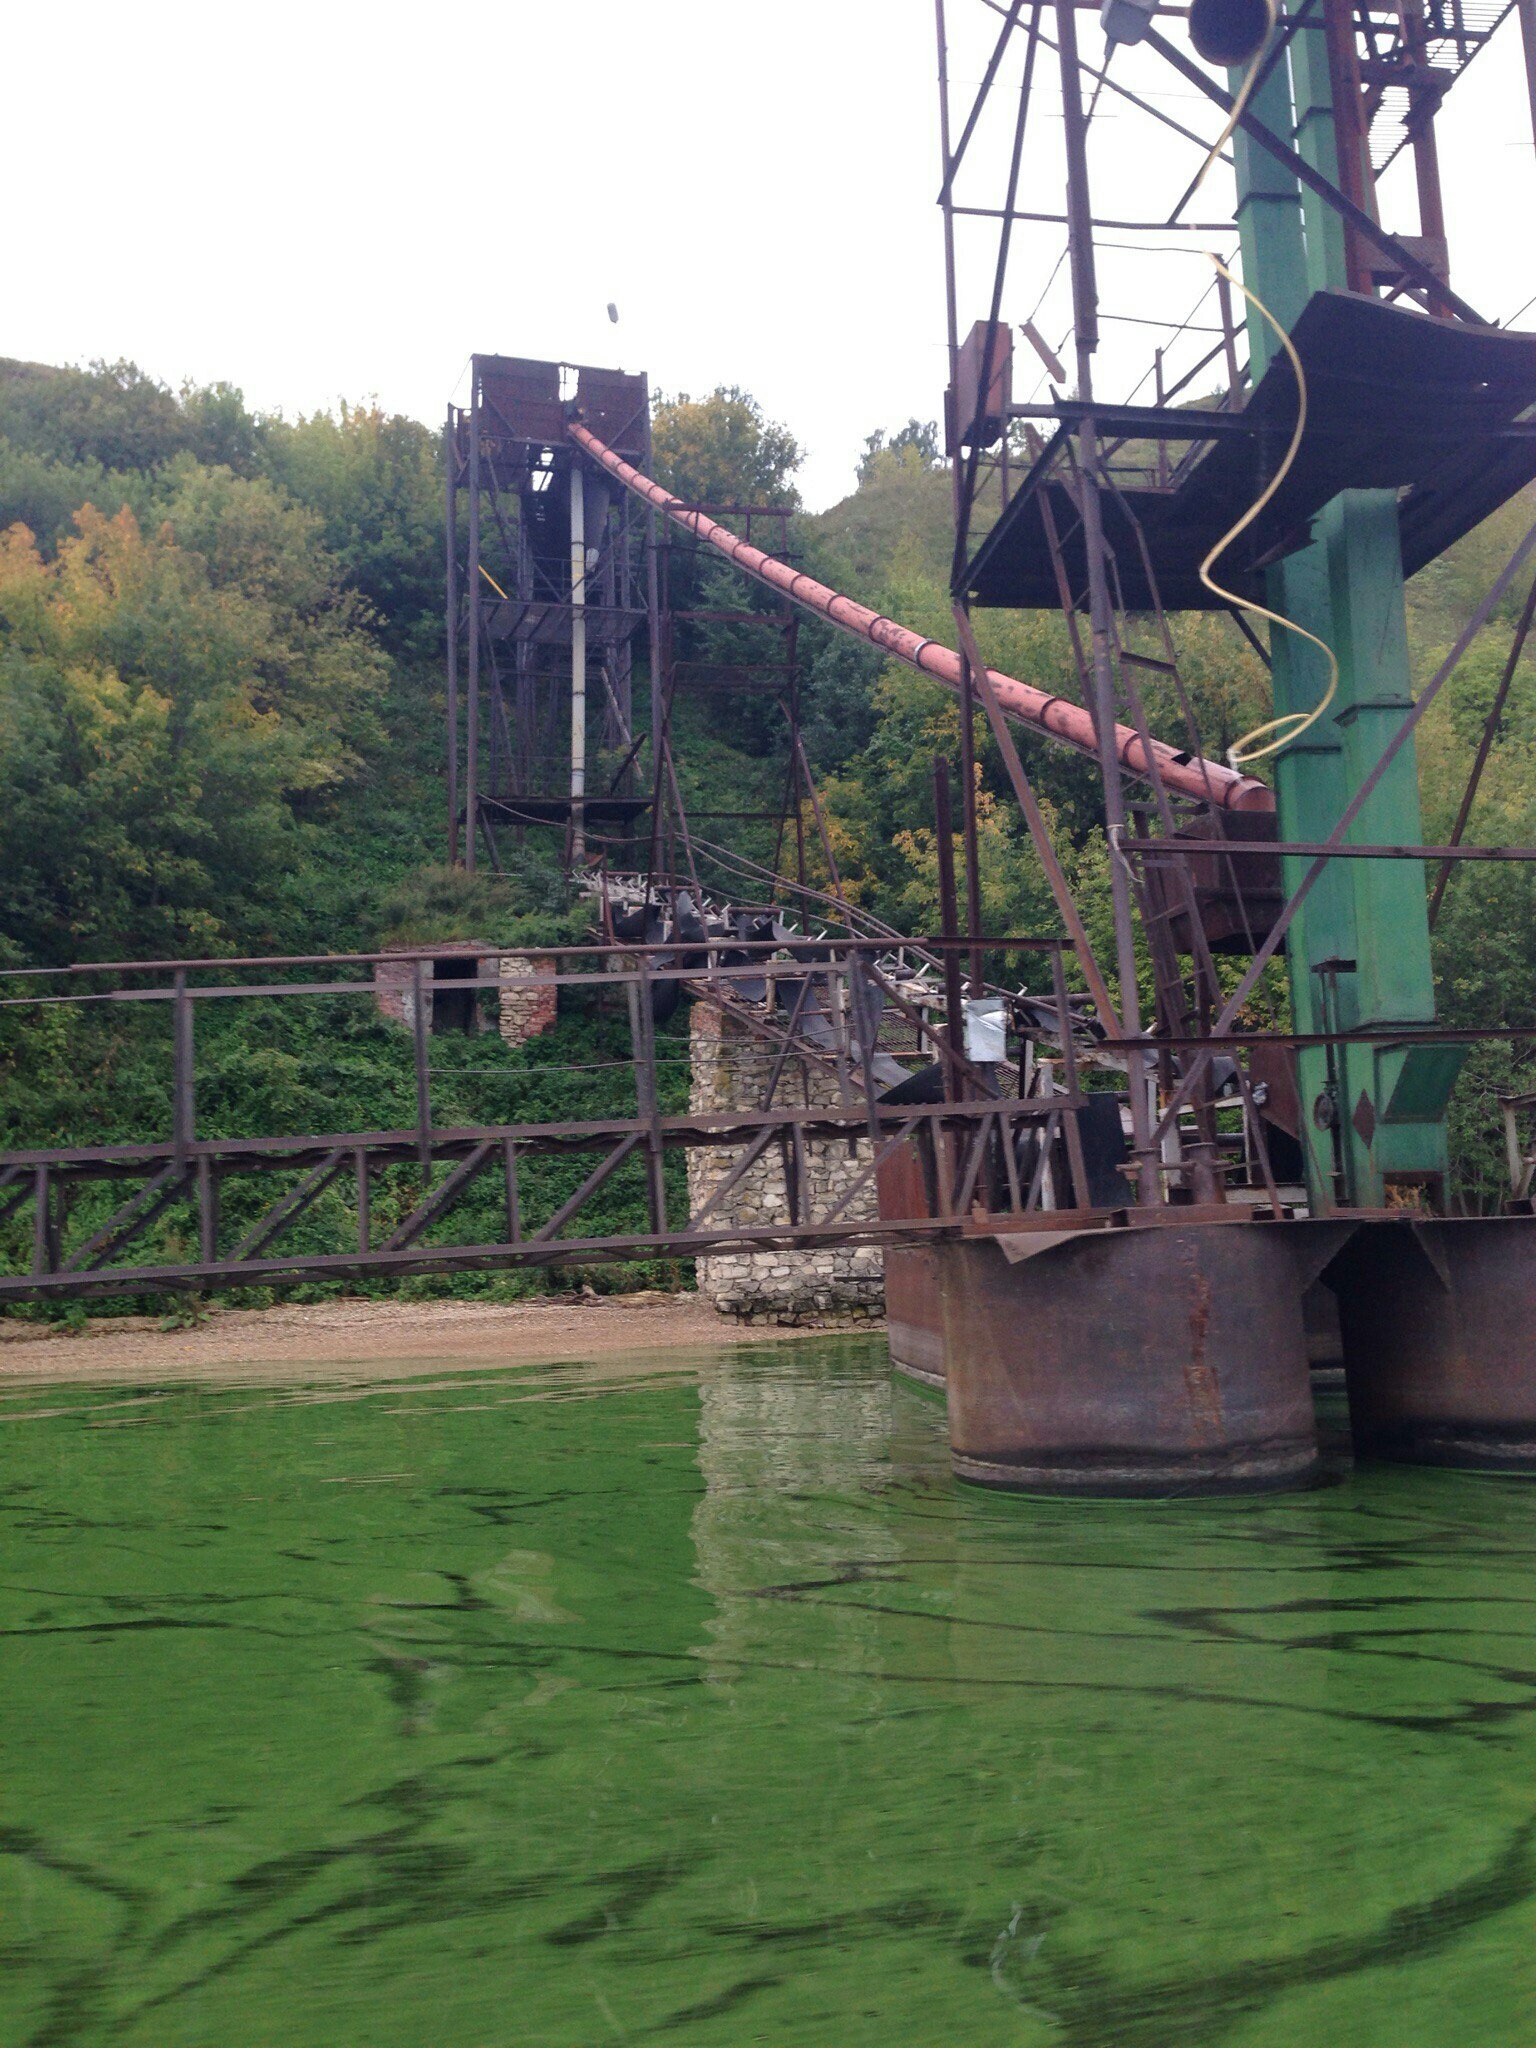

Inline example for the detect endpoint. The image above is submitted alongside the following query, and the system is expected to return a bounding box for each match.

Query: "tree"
[0,437,150,552]
[0,358,202,472]
[155,460,386,776]
[651,388,800,508]
[0,495,384,964]
[856,417,941,485]
[259,404,443,656]
[0,362,442,654]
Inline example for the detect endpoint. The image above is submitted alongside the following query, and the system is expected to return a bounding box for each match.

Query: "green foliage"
[0,491,385,964]
[651,387,800,508]
[816,441,954,591]
[0,360,443,656]
[377,858,587,951]
[0,435,155,549]
[260,404,443,656]
[798,626,883,771]
[856,417,941,486]
[179,380,264,473]
[0,358,204,472]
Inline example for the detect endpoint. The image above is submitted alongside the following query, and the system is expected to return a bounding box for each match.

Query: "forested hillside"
[1,357,1532,1313]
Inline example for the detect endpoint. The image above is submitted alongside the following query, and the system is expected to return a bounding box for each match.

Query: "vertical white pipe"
[570,462,587,863]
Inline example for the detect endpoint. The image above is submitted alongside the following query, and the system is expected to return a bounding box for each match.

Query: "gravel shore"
[0,1292,874,1386]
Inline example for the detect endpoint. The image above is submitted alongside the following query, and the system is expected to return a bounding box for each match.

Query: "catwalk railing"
[0,938,1094,1304]
[7,930,1534,1302]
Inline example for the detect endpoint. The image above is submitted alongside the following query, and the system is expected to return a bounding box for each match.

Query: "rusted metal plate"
[939,1221,1335,1495]
[573,366,649,456]
[469,360,647,458]
[952,320,1012,451]
[475,355,562,442]
[876,1132,944,1385]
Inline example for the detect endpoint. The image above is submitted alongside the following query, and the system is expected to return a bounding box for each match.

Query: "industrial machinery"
[6,0,1536,1495]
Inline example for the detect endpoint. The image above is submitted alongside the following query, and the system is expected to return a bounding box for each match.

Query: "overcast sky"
[9,1,1533,510]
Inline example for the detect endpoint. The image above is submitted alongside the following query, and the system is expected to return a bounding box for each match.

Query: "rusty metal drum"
[1334,1216,1536,1467]
[940,1220,1332,1495]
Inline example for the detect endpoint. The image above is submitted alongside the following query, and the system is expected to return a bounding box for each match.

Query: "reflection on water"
[3,1344,1536,2045]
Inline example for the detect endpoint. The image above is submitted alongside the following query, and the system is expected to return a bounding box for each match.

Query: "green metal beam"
[1230,1,1448,1207]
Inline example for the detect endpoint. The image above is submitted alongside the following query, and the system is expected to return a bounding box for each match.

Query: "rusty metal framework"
[931,0,1536,1215]
[12,909,1536,1304]
[446,357,836,921]
[446,357,653,873]
[7,0,1536,1332]
[0,938,1113,1304]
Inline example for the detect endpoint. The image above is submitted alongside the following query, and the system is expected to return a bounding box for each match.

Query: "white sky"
[8,1,1533,511]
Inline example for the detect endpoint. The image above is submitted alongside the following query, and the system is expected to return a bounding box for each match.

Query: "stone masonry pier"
[686,997,884,1325]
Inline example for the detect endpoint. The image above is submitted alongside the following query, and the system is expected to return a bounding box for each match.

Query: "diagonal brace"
[229,1151,348,1262]
[530,1132,643,1244]
[61,1163,190,1274]
[382,1141,497,1252]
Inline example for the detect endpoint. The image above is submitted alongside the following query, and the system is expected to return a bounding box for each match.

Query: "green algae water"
[4,1340,1536,2046]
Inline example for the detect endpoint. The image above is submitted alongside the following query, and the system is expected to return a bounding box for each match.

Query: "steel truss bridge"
[0,935,1107,1305]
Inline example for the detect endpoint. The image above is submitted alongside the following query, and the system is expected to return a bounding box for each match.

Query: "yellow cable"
[479,563,510,601]
[1199,255,1339,769]
[1176,0,1338,766]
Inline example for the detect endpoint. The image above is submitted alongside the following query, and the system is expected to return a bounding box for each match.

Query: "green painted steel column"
[1288,5,1450,1202]
[1230,48,1359,1208]
[1231,5,1451,1208]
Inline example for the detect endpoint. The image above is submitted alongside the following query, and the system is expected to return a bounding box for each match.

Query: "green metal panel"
[1230,62,1310,365]
[1378,1043,1469,1125]
[1231,43,1358,1206]
[1227,5,1449,1208]
[1288,10,1349,296]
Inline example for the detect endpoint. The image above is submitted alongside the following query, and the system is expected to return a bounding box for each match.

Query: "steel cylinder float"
[1332,1219,1536,1468]
[938,1221,1349,1495]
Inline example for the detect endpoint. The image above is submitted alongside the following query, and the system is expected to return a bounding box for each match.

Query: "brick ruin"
[373,944,557,1048]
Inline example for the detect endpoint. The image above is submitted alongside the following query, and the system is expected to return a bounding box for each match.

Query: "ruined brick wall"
[687,999,884,1325]
[497,955,558,1046]
[373,950,421,1030]
[373,946,556,1047]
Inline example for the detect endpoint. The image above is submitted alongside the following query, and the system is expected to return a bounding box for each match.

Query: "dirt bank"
[0,1293,882,1386]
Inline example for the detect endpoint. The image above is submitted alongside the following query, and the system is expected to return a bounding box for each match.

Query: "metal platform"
[965,293,1536,612]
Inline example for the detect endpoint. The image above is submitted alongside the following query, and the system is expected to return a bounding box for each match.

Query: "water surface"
[3,1339,1536,2045]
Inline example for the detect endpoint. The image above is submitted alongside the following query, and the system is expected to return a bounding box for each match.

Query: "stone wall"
[687,998,884,1326]
[374,947,438,1032]
[497,955,558,1046]
[373,945,557,1046]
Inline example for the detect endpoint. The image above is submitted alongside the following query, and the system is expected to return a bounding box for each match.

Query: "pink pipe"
[569,421,1272,815]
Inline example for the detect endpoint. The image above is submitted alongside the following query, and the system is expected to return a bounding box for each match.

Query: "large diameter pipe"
[568,419,1272,815]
